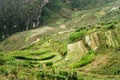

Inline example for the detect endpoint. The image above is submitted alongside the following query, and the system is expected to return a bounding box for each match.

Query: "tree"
[0,0,43,40]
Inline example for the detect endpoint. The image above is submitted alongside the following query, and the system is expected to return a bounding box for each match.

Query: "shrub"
[67,72,78,80]
[38,64,43,68]
[22,61,32,67]
[0,67,9,75]
[54,74,66,80]
[107,24,116,29]
[0,54,6,65]
[59,42,67,57]
[69,30,86,42]
[75,27,86,32]
[59,71,68,77]
[46,62,53,67]
[36,71,46,79]
[13,56,27,60]
[0,49,2,52]
[11,68,18,76]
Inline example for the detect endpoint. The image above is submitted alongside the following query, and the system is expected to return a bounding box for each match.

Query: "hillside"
[0,0,117,41]
[0,0,120,80]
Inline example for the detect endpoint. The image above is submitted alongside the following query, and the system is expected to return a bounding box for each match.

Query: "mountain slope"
[0,0,118,41]
[0,0,120,80]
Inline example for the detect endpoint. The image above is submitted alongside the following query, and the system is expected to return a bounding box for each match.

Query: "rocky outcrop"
[85,32,100,50]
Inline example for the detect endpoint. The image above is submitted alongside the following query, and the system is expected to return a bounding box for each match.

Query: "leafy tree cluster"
[70,0,115,10]
[0,0,116,41]
[40,0,65,25]
[0,0,68,41]
[40,0,115,25]
[0,0,43,40]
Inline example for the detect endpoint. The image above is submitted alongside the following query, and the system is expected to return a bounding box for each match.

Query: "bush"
[69,30,86,42]
[0,54,6,65]
[75,27,86,32]
[107,24,116,29]
[54,74,66,80]
[59,71,68,77]
[0,67,9,75]
[59,42,67,57]
[68,72,78,80]
[36,71,45,79]
[46,62,53,67]
[0,49,2,52]
[11,68,18,76]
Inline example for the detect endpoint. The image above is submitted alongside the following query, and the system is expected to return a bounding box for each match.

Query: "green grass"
[0,23,120,80]
[70,50,95,68]
[53,41,68,57]
[92,51,120,75]
[30,49,50,56]
[69,29,87,42]
[8,49,50,56]
[0,1,120,79]
[46,62,53,67]
[14,53,56,61]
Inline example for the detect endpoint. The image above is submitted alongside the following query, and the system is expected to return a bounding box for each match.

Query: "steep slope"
[0,25,120,80]
[0,0,49,41]
[1,0,119,52]
[0,26,57,51]
[0,0,120,80]
[0,0,118,41]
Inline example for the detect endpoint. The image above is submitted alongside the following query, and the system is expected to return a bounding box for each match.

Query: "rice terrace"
[0,0,120,80]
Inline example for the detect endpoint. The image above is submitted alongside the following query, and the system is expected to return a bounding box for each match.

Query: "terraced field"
[0,24,120,80]
[0,1,120,79]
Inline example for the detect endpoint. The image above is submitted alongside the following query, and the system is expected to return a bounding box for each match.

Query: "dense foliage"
[40,0,65,25]
[0,0,43,40]
[70,0,114,10]
[0,0,116,41]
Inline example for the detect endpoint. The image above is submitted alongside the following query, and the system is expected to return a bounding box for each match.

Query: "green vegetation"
[46,62,53,66]
[107,24,116,30]
[0,67,8,76]
[0,0,43,40]
[0,0,120,80]
[92,51,120,75]
[40,0,65,25]
[0,0,116,41]
[13,51,56,61]
[0,24,120,79]
[69,30,86,42]
[70,0,114,10]
[70,50,95,68]
[99,21,118,30]
[51,41,68,57]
